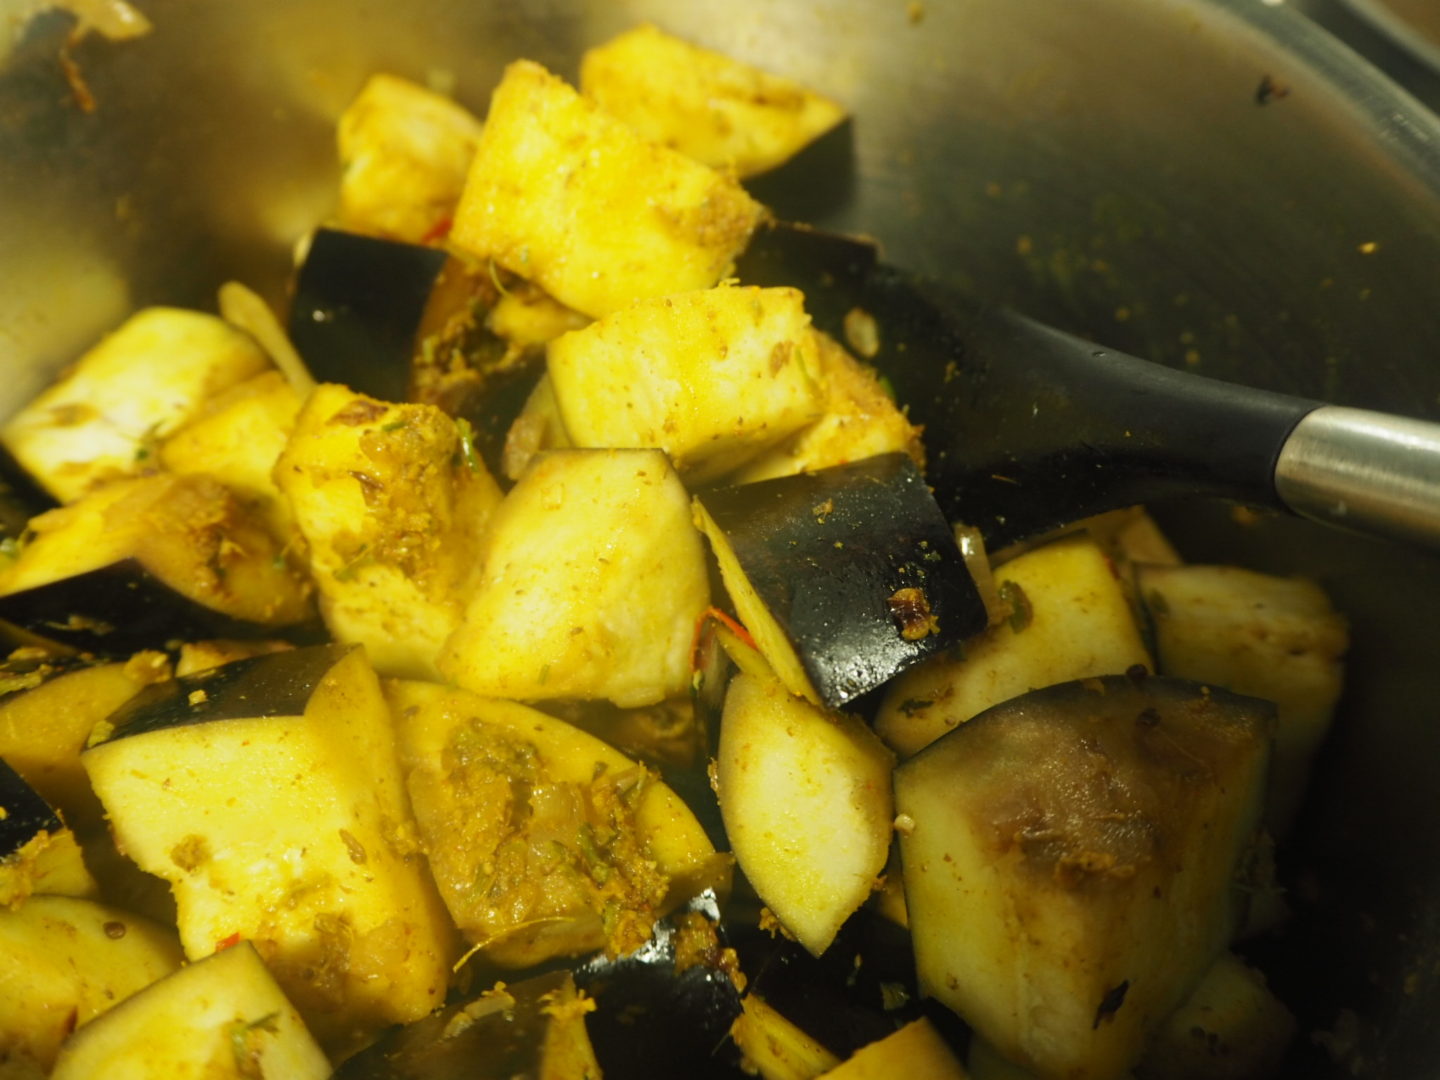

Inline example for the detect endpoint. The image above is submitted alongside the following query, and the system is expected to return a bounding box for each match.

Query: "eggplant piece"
[288,228,450,402]
[436,448,711,708]
[335,73,484,245]
[875,533,1153,758]
[157,369,304,542]
[1136,563,1348,837]
[573,891,745,1079]
[894,674,1275,1080]
[0,655,161,829]
[290,229,565,478]
[82,644,457,1057]
[816,1019,967,1080]
[89,642,343,737]
[1134,951,1296,1080]
[0,894,185,1077]
[729,995,841,1080]
[726,897,932,1067]
[0,756,96,906]
[726,328,924,485]
[334,969,602,1080]
[0,473,317,655]
[716,669,894,956]
[579,25,846,180]
[50,940,329,1080]
[0,654,175,919]
[546,284,826,483]
[0,752,62,855]
[448,60,764,319]
[0,307,273,505]
[386,679,727,969]
[693,453,986,708]
[273,382,502,679]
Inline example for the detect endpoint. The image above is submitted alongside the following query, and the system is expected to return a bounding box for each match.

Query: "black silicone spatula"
[737,222,1440,552]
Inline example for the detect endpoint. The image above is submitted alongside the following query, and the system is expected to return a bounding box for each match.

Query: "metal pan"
[3,1,1440,1074]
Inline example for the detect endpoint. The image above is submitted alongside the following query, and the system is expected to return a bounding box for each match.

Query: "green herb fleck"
[455,417,481,474]
[879,981,911,1011]
[487,257,512,297]
[229,1012,281,1078]
[577,823,612,885]
[133,421,163,464]
[334,544,370,583]
[380,419,409,432]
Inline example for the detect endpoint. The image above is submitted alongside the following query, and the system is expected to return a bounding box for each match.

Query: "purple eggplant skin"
[574,891,746,1079]
[0,444,55,546]
[0,757,63,858]
[92,643,350,745]
[289,227,547,480]
[698,453,987,708]
[726,883,943,1062]
[0,559,326,658]
[288,228,450,403]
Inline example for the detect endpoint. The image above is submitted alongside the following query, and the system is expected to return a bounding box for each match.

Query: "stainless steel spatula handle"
[1276,406,1440,550]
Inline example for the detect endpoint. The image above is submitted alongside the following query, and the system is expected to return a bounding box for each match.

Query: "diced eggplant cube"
[0,307,271,504]
[437,448,710,707]
[716,670,894,956]
[0,895,184,1076]
[695,453,986,707]
[387,679,725,969]
[1134,951,1296,1080]
[0,655,150,831]
[1137,562,1348,836]
[49,940,328,1080]
[450,60,764,318]
[336,73,484,245]
[580,24,847,179]
[273,383,501,679]
[546,284,826,483]
[83,644,456,1056]
[0,474,316,655]
[876,533,1153,758]
[95,642,347,742]
[895,674,1275,1080]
